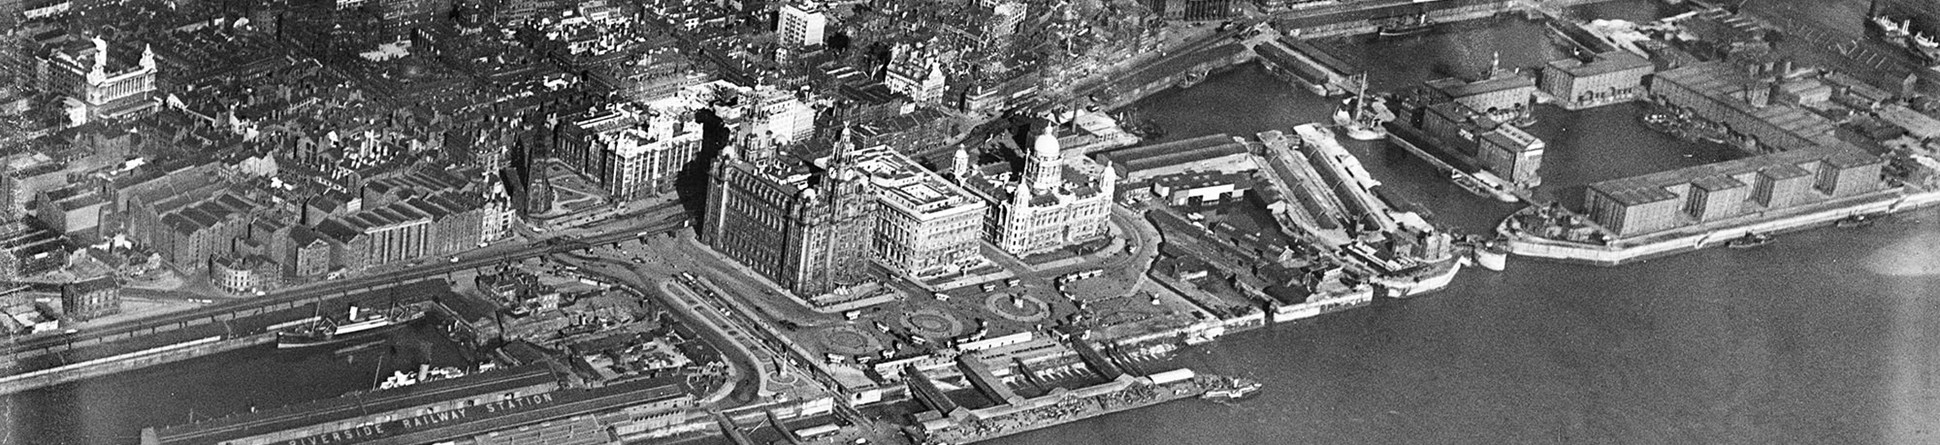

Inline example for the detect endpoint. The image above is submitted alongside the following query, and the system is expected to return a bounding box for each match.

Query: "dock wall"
[0,334,274,396]
[1504,188,1940,265]
[0,280,452,386]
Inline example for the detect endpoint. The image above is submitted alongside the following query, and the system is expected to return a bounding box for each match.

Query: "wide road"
[0,203,692,365]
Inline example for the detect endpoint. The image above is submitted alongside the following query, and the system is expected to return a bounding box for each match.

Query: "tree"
[826,31,852,53]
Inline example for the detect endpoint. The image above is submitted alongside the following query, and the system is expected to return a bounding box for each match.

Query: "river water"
[1007,3,1940,444]
[12,1,1940,444]
[0,319,473,445]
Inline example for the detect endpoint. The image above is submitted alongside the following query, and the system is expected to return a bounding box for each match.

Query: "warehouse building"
[1583,143,1884,237]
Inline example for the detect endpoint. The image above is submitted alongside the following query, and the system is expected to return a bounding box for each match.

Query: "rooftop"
[1096,134,1249,175]
[1427,73,1537,98]
[1588,143,1882,205]
[850,145,985,216]
[1548,51,1654,78]
[1652,61,1840,150]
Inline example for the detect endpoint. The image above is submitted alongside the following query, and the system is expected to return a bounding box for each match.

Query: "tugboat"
[277,305,424,349]
[1726,232,1774,249]
[1641,113,1687,140]
[1378,13,1435,37]
[1473,243,1509,272]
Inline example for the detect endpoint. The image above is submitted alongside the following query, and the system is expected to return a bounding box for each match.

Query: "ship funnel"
[350,305,361,320]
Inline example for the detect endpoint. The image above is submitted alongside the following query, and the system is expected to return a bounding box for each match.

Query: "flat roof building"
[1583,143,1884,237]
[854,145,988,278]
[1541,50,1655,110]
[1096,134,1256,183]
[1650,61,1841,153]
[1426,72,1537,123]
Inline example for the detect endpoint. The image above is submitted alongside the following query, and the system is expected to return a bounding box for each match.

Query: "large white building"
[589,125,703,200]
[885,44,947,103]
[558,81,808,201]
[778,4,827,49]
[36,37,158,125]
[730,85,817,157]
[849,145,988,277]
[960,127,1116,256]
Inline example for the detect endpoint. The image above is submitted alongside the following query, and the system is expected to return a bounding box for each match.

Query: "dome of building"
[1033,127,1060,159]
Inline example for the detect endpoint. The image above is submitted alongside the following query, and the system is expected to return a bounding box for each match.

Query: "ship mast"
[1352,72,1368,123]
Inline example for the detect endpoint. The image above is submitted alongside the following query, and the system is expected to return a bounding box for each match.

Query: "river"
[12,1,1940,443]
[0,318,474,445]
[1006,2,1940,444]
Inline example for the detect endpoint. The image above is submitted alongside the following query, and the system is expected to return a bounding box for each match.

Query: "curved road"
[0,204,692,370]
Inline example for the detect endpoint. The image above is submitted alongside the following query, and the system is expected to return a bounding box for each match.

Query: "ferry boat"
[277,305,424,349]
[1868,16,1940,64]
[1378,13,1435,37]
[378,366,466,390]
[1873,16,1912,39]
[1201,378,1262,402]
[1912,33,1940,63]
[1450,172,1519,203]
[1727,232,1774,249]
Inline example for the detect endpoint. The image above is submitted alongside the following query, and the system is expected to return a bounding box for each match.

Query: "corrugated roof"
[1098,134,1247,173]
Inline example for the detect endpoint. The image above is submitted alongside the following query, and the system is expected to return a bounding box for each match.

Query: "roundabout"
[984,292,1053,323]
[820,326,884,356]
[899,308,966,339]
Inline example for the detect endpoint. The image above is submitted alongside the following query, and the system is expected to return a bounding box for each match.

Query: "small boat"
[1451,173,1489,197]
[1727,232,1774,249]
[1836,214,1876,228]
[1473,244,1508,271]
